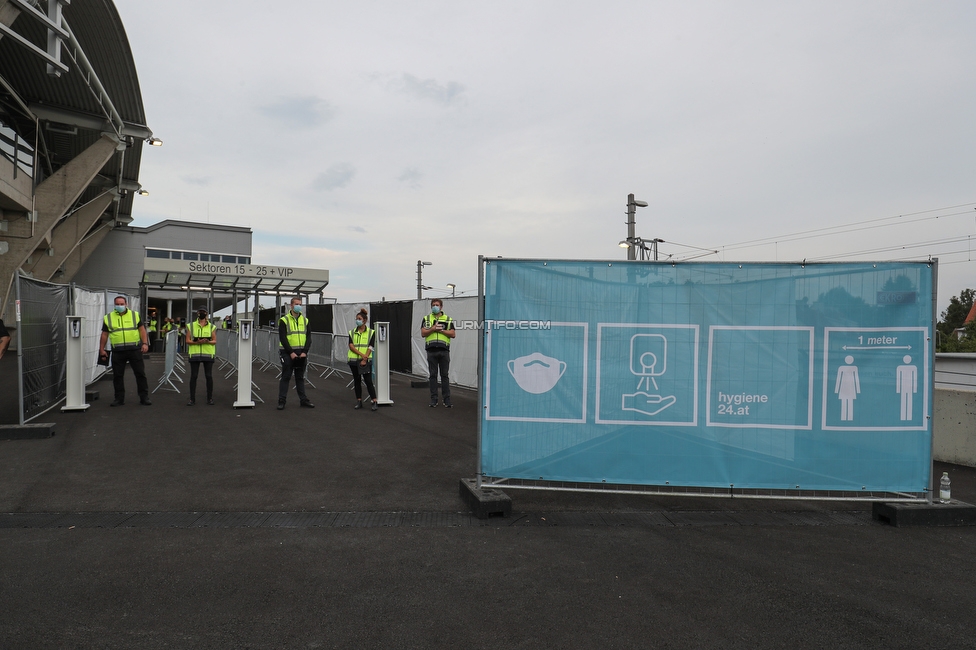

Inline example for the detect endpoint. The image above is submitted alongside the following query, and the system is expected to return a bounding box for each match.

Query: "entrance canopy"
[141,258,329,295]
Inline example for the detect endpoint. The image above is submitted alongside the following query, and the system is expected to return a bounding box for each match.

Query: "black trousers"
[348,360,376,401]
[279,353,309,403]
[189,358,214,401]
[427,347,450,400]
[111,347,149,402]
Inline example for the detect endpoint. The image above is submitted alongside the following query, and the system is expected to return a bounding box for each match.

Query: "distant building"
[71,219,253,319]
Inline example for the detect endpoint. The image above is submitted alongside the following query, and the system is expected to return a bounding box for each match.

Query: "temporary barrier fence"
[253,328,277,372]
[477,258,936,503]
[153,330,182,393]
[16,273,68,423]
[215,329,238,378]
[14,273,143,422]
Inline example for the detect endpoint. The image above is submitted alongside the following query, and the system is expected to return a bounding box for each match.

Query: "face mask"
[431,305,441,314]
[114,305,126,313]
[292,305,303,314]
[198,312,207,320]
[355,319,364,326]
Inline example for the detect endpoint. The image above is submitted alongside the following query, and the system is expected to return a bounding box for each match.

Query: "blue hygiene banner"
[480,260,933,493]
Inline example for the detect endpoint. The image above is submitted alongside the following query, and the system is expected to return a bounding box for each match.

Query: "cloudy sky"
[114,0,976,312]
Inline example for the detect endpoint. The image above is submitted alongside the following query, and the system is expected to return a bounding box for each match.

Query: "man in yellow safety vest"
[421,298,455,407]
[277,296,314,410]
[98,295,151,406]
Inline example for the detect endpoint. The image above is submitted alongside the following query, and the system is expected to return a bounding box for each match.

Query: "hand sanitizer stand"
[62,316,90,411]
[375,321,393,406]
[233,319,255,408]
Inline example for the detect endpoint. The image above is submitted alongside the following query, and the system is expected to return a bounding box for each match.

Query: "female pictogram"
[834,355,860,421]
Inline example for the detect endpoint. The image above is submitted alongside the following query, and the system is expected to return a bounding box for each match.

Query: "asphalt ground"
[1,352,975,648]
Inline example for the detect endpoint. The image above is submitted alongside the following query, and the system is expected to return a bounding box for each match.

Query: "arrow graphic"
[842,345,912,351]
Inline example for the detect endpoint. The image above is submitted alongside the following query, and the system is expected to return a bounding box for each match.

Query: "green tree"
[937,288,976,351]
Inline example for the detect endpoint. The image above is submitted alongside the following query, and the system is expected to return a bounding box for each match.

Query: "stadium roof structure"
[0,0,154,311]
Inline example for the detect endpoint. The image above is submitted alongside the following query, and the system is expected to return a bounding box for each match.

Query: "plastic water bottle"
[939,472,951,504]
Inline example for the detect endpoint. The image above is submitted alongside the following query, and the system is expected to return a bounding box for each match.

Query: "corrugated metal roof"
[0,0,149,225]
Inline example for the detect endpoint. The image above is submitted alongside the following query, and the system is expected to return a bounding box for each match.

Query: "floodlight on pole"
[447,283,456,297]
[624,193,648,261]
[417,260,433,299]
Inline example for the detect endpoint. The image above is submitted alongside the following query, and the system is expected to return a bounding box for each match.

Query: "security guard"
[420,298,455,407]
[99,295,151,406]
[147,314,158,349]
[186,307,217,406]
[277,296,314,410]
[347,308,377,411]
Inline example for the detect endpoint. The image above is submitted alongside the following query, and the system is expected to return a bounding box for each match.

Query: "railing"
[0,120,34,179]
[935,353,976,392]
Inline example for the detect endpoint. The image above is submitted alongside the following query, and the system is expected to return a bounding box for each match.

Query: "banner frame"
[476,257,936,502]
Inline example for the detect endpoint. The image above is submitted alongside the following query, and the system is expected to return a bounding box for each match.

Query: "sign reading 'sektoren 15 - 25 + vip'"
[479,259,933,494]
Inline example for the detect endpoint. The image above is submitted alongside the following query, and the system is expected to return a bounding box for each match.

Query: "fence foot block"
[460,478,511,519]
[872,501,976,527]
[0,423,55,440]
[86,390,100,401]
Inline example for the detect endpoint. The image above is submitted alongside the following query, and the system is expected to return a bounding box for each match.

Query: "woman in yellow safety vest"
[347,308,378,411]
[186,307,217,405]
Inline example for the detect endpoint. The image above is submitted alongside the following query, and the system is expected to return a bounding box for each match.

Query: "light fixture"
[137,189,149,196]
[618,240,631,249]
[147,137,163,146]
[417,260,433,300]
[447,283,456,297]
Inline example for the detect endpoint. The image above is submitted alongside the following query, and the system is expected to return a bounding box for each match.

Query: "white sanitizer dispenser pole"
[62,316,89,411]
[375,321,393,406]
[234,319,255,408]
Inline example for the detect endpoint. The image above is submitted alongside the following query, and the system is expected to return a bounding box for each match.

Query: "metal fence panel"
[17,273,68,422]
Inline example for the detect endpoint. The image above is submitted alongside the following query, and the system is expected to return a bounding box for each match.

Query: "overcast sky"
[114,0,976,313]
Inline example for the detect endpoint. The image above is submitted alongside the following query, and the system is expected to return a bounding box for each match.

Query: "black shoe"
[371,402,378,411]
[429,399,438,408]
[300,400,315,408]
[277,401,285,410]
[207,398,214,406]
[444,399,453,408]
[140,398,152,406]
[187,399,195,406]
[110,400,124,407]
[354,401,363,410]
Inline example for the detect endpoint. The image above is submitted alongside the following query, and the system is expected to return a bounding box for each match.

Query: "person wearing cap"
[277,296,314,410]
[186,307,217,406]
[420,297,455,407]
[99,295,151,406]
[348,308,378,411]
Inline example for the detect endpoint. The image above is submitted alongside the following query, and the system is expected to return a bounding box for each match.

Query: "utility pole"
[624,193,648,261]
[417,260,432,300]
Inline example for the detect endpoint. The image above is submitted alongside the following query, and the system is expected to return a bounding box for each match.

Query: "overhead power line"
[671,202,976,262]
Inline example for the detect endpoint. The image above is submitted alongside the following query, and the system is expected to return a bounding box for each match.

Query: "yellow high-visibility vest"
[423,313,452,348]
[348,327,374,360]
[103,310,142,350]
[188,321,216,360]
[279,312,308,349]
